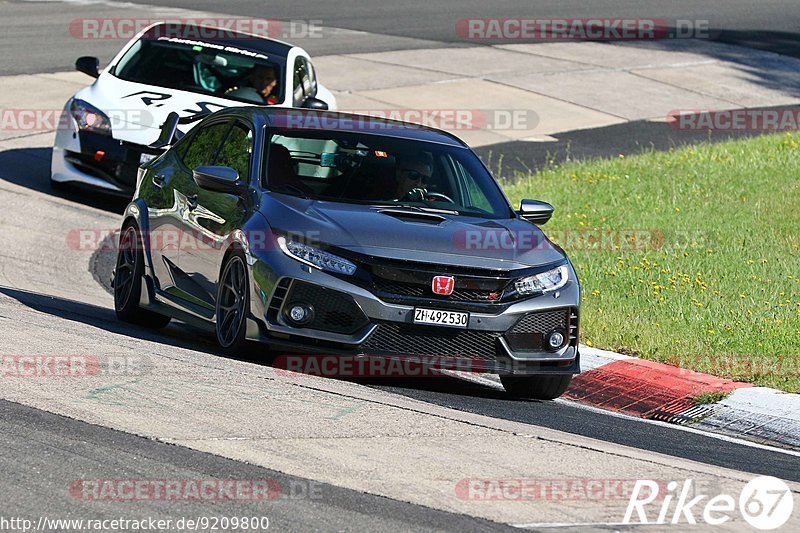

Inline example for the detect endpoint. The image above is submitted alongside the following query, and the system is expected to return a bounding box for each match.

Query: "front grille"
[504,309,571,352]
[66,152,139,189]
[362,323,500,361]
[366,260,510,305]
[372,279,498,302]
[283,281,369,334]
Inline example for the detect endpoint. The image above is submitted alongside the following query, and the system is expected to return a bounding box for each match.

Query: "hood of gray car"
[261,194,567,271]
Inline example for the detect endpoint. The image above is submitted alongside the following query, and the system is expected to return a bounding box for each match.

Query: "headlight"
[70,99,112,134]
[515,265,569,295]
[277,236,356,276]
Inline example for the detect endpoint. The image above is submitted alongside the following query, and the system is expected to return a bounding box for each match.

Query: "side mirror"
[193,166,248,195]
[149,112,181,149]
[76,56,100,78]
[518,199,554,225]
[301,97,328,110]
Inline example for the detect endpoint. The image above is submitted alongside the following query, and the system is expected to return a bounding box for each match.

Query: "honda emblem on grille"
[432,275,455,296]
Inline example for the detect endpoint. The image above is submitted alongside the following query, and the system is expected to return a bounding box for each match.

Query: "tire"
[113,223,171,329]
[215,251,249,352]
[500,374,573,400]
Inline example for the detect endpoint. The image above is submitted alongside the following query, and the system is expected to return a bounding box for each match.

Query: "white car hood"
[74,73,259,145]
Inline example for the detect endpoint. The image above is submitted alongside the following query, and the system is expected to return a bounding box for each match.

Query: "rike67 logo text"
[624,476,794,529]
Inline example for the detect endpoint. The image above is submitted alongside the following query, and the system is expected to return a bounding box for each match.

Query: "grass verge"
[694,391,732,405]
[503,132,800,392]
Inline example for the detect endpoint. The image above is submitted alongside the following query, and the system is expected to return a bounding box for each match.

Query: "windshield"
[263,130,513,219]
[113,36,285,105]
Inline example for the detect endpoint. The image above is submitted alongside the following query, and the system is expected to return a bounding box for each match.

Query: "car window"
[454,159,495,214]
[292,57,312,107]
[113,35,286,105]
[306,60,318,96]
[215,124,253,180]
[263,130,513,219]
[182,122,230,170]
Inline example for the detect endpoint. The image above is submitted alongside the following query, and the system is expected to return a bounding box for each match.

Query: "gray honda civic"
[113,108,581,399]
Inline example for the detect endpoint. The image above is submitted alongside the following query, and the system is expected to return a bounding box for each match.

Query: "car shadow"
[0,147,129,214]
[0,285,224,358]
[352,374,514,400]
[0,284,516,399]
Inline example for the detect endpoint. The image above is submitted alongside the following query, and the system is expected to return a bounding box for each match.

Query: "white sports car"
[52,22,336,195]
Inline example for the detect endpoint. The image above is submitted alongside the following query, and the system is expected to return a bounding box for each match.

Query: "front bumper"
[249,254,580,376]
[52,128,161,194]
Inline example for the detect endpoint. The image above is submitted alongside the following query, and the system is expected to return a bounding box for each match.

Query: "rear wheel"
[114,224,171,329]
[500,374,573,400]
[215,252,249,351]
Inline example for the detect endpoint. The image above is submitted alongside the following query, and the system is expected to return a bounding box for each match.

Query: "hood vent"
[378,209,446,225]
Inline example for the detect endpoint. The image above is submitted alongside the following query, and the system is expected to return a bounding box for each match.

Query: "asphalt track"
[0,399,513,532]
[104,0,800,59]
[5,0,800,74]
[1,0,800,529]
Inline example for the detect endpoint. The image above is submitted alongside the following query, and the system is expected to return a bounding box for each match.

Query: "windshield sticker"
[156,37,269,61]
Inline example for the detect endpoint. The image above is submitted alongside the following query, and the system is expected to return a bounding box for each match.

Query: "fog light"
[286,304,314,325]
[546,330,566,351]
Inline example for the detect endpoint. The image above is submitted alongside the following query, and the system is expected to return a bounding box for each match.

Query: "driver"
[393,152,433,201]
[225,65,279,105]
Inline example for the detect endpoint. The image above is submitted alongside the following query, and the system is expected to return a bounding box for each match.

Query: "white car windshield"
[113,36,285,105]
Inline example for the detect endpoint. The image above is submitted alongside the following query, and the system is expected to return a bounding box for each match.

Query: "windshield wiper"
[371,203,460,215]
[370,203,422,211]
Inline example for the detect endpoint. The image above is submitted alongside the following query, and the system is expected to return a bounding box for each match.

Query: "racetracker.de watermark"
[273,108,538,131]
[70,479,275,502]
[69,18,323,40]
[668,108,800,131]
[455,18,710,41]
[67,228,712,254]
[454,228,661,253]
[274,355,503,378]
[672,355,800,379]
[66,228,295,253]
[0,108,153,132]
[456,478,669,501]
[1,355,149,378]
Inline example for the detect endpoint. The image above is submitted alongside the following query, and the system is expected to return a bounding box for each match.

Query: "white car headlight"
[70,99,112,134]
[277,236,356,275]
[515,265,569,295]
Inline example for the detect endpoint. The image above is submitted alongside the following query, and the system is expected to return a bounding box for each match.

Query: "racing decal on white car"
[124,91,227,117]
[124,90,172,107]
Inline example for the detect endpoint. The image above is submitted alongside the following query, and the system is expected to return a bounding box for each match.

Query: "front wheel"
[500,374,573,400]
[114,224,171,329]
[215,252,250,351]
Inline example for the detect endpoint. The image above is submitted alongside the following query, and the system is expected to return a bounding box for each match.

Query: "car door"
[164,119,232,309]
[139,132,194,292]
[182,120,255,308]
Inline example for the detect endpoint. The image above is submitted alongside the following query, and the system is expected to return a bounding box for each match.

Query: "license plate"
[413,308,469,328]
[140,153,156,165]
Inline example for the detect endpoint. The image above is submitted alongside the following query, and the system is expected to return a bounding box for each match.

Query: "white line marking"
[554,398,800,458]
[512,521,660,529]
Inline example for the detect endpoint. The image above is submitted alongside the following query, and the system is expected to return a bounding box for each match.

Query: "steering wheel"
[425,192,456,204]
